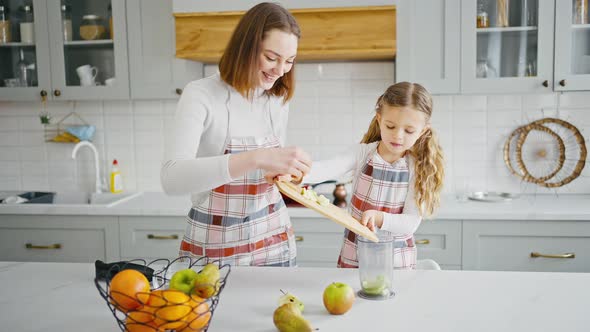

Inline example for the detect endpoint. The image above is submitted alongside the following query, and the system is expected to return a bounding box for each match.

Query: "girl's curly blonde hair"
[361,82,444,217]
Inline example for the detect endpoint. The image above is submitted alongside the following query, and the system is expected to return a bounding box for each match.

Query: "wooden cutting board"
[276,180,379,243]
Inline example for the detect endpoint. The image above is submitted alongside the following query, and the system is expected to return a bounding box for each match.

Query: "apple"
[169,268,198,294]
[322,282,355,315]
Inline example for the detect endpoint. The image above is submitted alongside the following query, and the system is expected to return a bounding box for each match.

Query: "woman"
[161,3,310,267]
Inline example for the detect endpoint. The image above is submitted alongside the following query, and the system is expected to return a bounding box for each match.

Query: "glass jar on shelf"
[477,1,489,28]
[20,4,34,43]
[80,15,106,40]
[496,0,510,27]
[0,2,11,44]
[574,0,589,24]
[61,3,72,41]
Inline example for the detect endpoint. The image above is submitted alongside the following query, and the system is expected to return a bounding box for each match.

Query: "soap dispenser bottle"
[109,159,123,193]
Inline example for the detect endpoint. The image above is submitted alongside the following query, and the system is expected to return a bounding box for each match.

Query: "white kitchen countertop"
[0,191,589,220]
[1,261,589,332]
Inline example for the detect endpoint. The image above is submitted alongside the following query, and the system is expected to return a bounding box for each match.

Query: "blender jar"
[357,229,395,300]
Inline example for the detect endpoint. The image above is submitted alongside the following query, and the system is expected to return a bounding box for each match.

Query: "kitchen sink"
[0,191,142,207]
[51,191,143,207]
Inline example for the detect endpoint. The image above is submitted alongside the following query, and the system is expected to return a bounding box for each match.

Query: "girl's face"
[258,29,298,90]
[377,105,429,161]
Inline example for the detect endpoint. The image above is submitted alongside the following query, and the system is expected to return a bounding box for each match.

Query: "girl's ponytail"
[411,128,445,217]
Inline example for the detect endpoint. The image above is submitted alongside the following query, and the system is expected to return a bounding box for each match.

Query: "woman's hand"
[257,146,312,182]
[359,210,384,231]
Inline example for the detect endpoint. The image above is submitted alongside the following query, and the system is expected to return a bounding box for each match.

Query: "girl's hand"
[258,146,312,182]
[359,210,384,231]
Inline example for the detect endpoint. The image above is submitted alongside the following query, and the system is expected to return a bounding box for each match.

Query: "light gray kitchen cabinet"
[291,217,343,267]
[414,219,462,268]
[462,220,590,272]
[0,0,130,101]
[126,0,202,100]
[461,0,590,93]
[119,216,185,261]
[553,1,590,91]
[395,0,461,94]
[461,0,555,94]
[0,215,119,262]
[0,0,52,101]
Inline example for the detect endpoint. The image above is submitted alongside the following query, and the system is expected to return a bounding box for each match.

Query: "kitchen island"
[1,261,588,331]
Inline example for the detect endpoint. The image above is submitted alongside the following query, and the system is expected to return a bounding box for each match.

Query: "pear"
[278,290,305,313]
[192,263,220,299]
[273,303,314,332]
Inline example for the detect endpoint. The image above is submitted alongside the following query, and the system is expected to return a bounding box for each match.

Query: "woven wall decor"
[503,117,587,188]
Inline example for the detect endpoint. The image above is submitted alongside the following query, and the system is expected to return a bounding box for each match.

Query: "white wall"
[0,61,589,195]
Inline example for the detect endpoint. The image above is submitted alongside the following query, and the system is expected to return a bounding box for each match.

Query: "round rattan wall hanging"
[504,117,587,188]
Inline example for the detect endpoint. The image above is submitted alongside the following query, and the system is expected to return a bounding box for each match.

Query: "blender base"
[357,289,395,301]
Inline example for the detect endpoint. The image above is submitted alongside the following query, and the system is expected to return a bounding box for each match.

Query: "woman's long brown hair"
[219,2,300,103]
[361,82,445,217]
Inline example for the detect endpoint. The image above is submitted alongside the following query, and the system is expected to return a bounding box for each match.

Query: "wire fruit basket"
[94,256,231,332]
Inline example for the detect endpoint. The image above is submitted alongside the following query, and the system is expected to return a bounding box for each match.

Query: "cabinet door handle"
[26,243,62,250]
[559,79,566,87]
[147,234,179,240]
[530,252,575,259]
[175,88,183,95]
[295,236,304,242]
[542,80,548,87]
[53,89,61,97]
[415,239,430,245]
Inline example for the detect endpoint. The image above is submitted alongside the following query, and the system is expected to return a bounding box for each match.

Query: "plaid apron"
[179,88,296,266]
[337,146,416,269]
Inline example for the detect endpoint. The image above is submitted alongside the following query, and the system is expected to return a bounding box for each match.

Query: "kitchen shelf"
[64,40,114,47]
[0,42,36,48]
[477,26,538,33]
[572,24,590,30]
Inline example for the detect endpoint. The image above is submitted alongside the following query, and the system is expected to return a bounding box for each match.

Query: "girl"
[161,3,311,267]
[304,82,444,269]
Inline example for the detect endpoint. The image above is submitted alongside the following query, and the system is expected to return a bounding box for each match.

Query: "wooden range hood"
[174,6,396,63]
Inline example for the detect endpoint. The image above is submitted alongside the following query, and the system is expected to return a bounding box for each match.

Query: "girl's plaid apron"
[337,146,416,269]
[179,88,296,266]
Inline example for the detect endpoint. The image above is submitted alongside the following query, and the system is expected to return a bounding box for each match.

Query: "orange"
[178,295,211,331]
[125,322,158,332]
[145,289,193,330]
[109,269,151,312]
[126,307,156,324]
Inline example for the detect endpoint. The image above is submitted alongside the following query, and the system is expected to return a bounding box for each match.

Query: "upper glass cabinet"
[0,0,129,101]
[462,0,554,93]
[0,0,48,98]
[554,0,590,91]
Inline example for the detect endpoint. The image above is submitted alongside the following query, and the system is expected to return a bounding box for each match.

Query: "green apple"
[169,268,198,294]
[273,303,314,332]
[322,282,355,315]
[278,290,304,313]
[193,263,220,298]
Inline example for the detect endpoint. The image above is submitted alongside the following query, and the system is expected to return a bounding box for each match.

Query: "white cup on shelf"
[104,77,116,86]
[76,64,98,86]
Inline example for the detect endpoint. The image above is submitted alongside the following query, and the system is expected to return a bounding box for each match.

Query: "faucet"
[72,141,103,194]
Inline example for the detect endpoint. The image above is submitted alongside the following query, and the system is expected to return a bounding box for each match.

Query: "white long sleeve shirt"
[160,74,289,207]
[303,142,422,236]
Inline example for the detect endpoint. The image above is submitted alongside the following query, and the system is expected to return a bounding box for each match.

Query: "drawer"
[119,216,186,260]
[463,220,590,272]
[292,217,344,267]
[414,219,462,265]
[0,215,118,263]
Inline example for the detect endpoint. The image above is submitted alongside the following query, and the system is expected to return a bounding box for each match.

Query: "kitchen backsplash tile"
[0,61,588,195]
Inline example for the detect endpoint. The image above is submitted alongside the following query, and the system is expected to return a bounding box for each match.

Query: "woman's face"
[258,29,298,90]
[377,105,429,161]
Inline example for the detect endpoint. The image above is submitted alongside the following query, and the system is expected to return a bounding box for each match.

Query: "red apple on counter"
[322,282,355,315]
